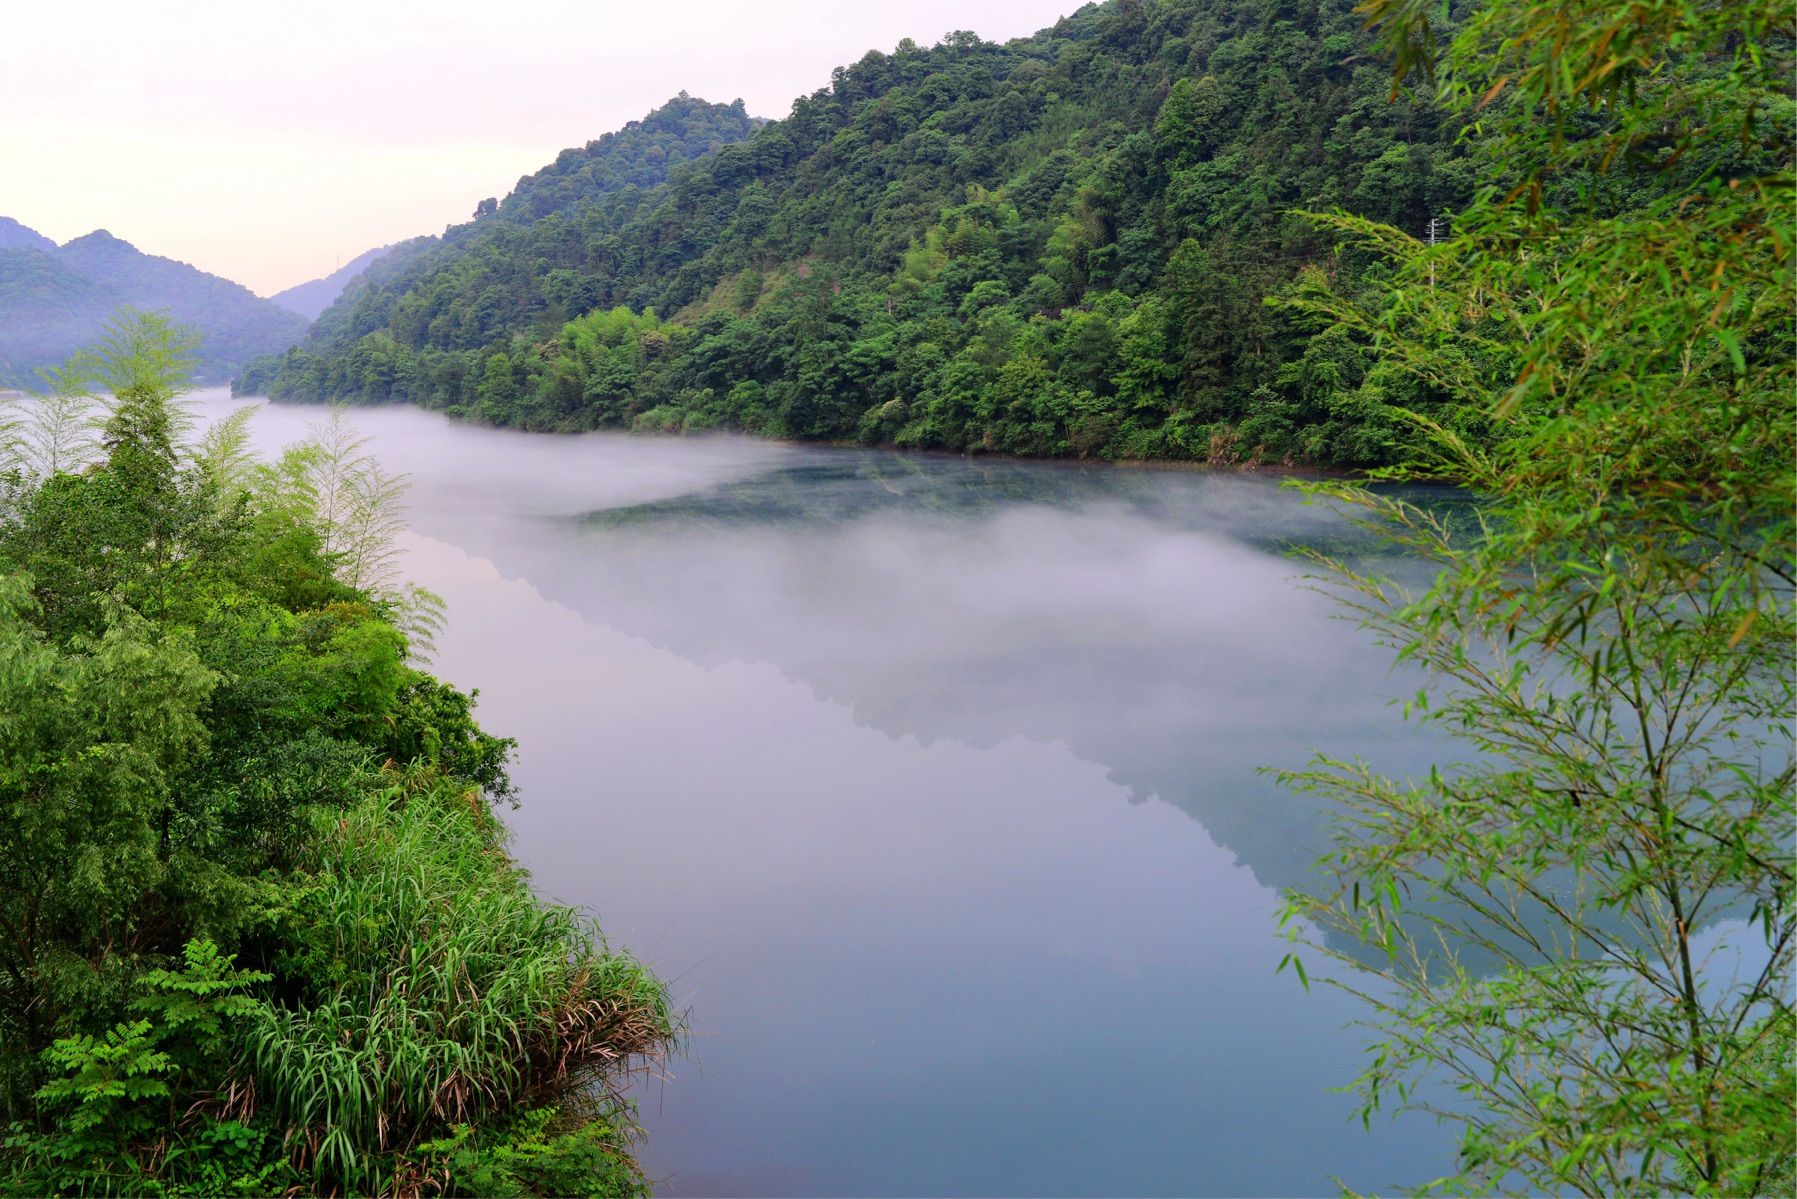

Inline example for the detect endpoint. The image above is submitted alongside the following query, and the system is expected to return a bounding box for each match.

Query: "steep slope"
[0,217,55,253]
[276,94,759,361]
[0,226,308,386]
[0,247,107,386]
[243,0,1475,467]
[267,243,395,320]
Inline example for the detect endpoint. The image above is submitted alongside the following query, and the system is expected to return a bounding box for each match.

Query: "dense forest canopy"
[0,227,307,388]
[240,0,1484,467]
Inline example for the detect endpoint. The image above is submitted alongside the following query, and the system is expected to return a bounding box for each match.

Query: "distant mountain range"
[0,221,308,388]
[268,244,396,321]
[0,217,55,253]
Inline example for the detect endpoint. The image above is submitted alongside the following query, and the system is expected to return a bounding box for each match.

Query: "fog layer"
[197,392,1458,1196]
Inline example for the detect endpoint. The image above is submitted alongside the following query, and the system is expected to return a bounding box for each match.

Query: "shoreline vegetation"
[233,388,1373,481]
[236,0,1490,473]
[0,313,675,1198]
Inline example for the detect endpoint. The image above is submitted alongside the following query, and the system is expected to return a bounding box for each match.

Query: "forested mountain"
[241,0,1479,466]
[267,243,395,320]
[0,218,54,253]
[0,223,307,386]
[264,94,760,363]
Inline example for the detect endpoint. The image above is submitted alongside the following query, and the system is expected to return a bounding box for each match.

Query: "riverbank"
[236,384,1374,483]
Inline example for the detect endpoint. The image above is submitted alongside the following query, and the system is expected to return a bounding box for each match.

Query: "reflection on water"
[197,392,1463,1197]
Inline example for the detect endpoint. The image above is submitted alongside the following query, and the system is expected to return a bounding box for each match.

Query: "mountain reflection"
[198,394,1482,1195]
[441,447,1464,910]
[197,395,1473,919]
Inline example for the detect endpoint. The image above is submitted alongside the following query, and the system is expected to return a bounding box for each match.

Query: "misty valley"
[0,0,1789,1196]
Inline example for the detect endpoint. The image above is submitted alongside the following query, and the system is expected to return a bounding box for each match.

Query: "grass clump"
[250,770,672,1195]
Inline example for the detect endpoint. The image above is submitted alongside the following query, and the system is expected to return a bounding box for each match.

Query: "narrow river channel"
[201,390,1461,1196]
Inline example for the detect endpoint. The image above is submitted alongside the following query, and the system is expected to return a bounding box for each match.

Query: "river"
[196,389,1462,1197]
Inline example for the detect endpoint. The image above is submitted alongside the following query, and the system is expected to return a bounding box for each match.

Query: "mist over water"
[196,390,1462,1197]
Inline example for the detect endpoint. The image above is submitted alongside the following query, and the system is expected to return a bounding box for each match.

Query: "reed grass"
[243,769,674,1194]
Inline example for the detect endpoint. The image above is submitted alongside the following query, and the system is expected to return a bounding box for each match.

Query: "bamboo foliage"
[389,583,447,666]
[16,360,101,481]
[1276,0,1794,1192]
[1280,485,1793,1194]
[265,408,410,595]
[252,408,440,661]
[192,403,260,506]
[0,357,101,516]
[335,456,407,596]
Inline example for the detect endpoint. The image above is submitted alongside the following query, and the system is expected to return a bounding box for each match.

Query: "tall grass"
[243,769,673,1195]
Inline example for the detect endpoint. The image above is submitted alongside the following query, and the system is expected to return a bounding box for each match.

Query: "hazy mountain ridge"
[0,221,307,387]
[0,217,55,253]
[268,244,396,320]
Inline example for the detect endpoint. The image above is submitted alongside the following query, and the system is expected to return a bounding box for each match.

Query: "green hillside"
[241,0,1480,466]
[281,94,760,359]
[0,228,308,387]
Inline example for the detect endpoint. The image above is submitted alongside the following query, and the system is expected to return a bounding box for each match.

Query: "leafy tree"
[1277,0,1794,1192]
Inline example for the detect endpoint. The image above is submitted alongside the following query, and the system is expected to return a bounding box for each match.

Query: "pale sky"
[5,0,1076,296]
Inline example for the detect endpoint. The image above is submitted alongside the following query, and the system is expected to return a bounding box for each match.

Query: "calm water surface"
[201,390,1462,1197]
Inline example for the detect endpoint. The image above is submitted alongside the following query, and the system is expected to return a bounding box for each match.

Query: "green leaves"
[0,319,627,1194]
[403,1105,652,1199]
[132,939,272,1061]
[11,942,280,1196]
[1276,952,1311,991]
[35,1022,173,1136]
[1279,0,1795,1192]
